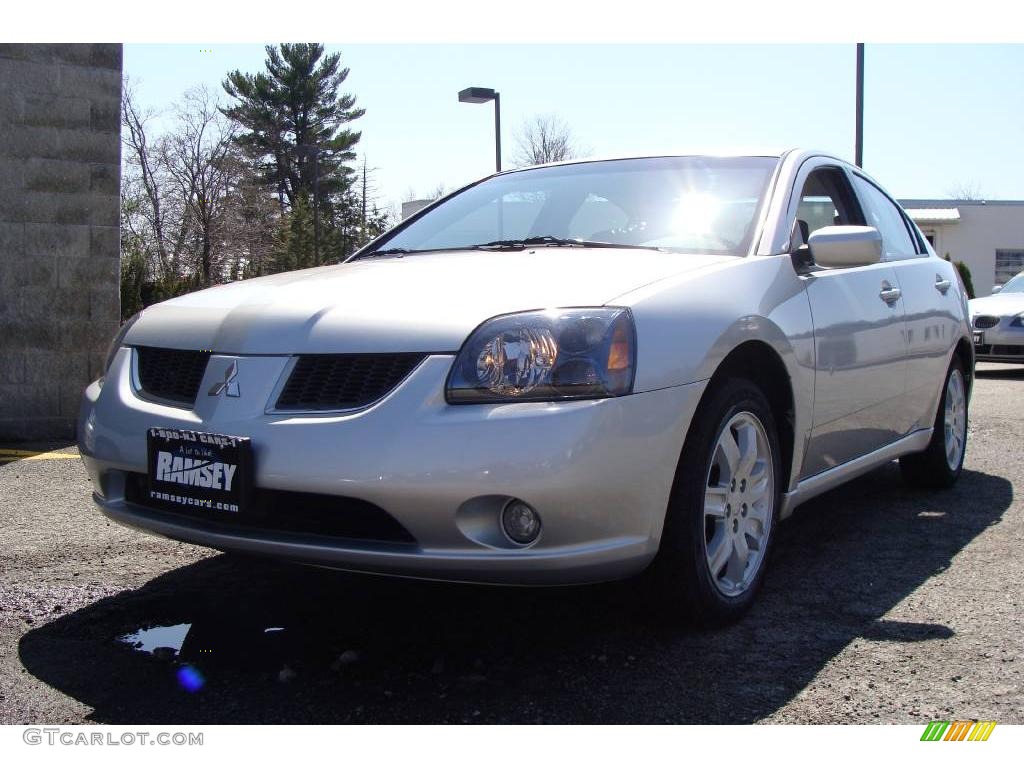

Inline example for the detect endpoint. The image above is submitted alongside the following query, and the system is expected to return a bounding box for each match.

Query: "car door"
[793,162,908,477]
[850,172,960,433]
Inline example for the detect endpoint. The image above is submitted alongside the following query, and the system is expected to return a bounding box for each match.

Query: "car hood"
[126,249,731,354]
[969,292,1024,317]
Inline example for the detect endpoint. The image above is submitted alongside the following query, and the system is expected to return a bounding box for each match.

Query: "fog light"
[501,499,541,545]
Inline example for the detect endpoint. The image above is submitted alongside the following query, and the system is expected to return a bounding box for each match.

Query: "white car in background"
[79,150,973,625]
[970,271,1024,363]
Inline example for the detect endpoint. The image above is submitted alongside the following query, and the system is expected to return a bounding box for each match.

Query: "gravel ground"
[1,363,1021,724]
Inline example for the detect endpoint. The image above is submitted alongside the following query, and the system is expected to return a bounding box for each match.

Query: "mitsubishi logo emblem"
[208,360,240,398]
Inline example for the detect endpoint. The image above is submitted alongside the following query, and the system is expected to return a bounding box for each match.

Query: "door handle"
[879,283,902,304]
[935,275,952,294]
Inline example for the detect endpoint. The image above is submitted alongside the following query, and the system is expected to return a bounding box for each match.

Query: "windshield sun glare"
[363,156,778,259]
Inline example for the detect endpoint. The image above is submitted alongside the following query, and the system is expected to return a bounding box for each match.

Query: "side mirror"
[992,285,1002,294]
[807,225,883,269]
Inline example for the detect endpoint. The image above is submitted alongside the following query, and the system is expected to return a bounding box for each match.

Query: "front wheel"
[899,356,968,488]
[645,377,782,626]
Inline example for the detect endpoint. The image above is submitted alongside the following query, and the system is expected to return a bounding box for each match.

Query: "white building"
[401,199,433,220]
[901,199,1024,297]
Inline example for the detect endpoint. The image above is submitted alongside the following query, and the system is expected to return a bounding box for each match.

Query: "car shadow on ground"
[19,465,1011,724]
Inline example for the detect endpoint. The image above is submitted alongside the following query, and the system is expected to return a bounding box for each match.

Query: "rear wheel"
[899,356,968,488]
[645,378,782,625]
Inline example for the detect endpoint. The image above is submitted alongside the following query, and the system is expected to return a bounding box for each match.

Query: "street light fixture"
[458,86,501,172]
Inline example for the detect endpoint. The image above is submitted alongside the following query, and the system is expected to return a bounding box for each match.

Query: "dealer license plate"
[146,428,252,514]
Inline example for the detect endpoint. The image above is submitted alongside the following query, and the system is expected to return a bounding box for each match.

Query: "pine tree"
[270,194,317,273]
[222,44,365,265]
[945,253,977,299]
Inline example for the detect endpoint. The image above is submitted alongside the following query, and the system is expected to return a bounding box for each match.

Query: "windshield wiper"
[473,236,665,251]
[356,246,455,259]
[358,247,413,258]
[356,237,666,259]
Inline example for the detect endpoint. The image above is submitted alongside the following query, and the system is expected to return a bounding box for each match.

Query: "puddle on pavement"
[120,623,300,661]
[116,620,331,675]
[110,577,518,681]
[120,624,192,656]
[114,616,402,688]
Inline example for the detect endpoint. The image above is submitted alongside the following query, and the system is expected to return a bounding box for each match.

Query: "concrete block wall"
[0,44,122,441]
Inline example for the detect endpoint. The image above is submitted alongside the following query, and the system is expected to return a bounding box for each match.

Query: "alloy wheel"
[944,368,967,471]
[703,411,775,598]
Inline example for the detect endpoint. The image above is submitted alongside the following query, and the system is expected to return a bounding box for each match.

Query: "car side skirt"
[780,428,933,519]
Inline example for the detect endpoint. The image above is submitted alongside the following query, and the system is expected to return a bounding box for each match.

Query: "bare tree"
[120,73,391,294]
[946,181,985,201]
[213,153,278,279]
[121,79,173,282]
[354,156,392,249]
[160,87,238,286]
[121,81,273,294]
[512,114,585,168]
[402,183,446,203]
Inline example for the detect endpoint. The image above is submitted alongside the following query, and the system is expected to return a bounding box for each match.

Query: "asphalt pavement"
[1,363,1021,724]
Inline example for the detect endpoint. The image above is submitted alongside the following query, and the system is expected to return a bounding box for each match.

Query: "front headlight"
[446,308,636,404]
[103,311,142,374]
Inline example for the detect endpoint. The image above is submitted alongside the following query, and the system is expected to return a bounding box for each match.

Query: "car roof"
[497,148,853,175]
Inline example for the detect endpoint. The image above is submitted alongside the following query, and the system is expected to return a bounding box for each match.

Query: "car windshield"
[1000,272,1024,293]
[360,156,779,258]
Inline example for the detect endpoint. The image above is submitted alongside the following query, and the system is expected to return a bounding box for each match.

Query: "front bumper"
[973,318,1024,363]
[79,349,706,585]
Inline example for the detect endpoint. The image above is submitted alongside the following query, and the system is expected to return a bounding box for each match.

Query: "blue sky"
[125,43,1024,212]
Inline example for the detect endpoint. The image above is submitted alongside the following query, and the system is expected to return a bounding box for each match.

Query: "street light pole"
[855,43,864,168]
[493,92,501,173]
[458,86,502,173]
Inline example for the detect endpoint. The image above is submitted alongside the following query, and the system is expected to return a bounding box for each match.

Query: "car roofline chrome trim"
[780,428,933,519]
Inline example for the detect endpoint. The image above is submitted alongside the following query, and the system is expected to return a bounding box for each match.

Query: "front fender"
[616,254,815,493]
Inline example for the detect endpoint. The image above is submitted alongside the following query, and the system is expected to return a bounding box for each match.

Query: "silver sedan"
[970,270,1024,363]
[79,150,973,624]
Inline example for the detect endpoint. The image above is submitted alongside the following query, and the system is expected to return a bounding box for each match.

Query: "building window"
[995,249,1024,285]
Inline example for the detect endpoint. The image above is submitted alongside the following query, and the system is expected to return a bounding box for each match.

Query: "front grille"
[973,315,1000,329]
[275,353,426,411]
[135,347,211,406]
[124,473,416,546]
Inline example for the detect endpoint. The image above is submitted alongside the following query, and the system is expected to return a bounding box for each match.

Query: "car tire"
[644,377,782,626]
[899,355,968,488]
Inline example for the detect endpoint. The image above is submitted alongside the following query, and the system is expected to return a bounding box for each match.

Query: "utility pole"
[855,43,865,168]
